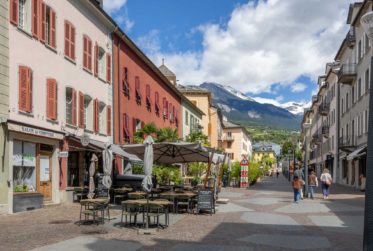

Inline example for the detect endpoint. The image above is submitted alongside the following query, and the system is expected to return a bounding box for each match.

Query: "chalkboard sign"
[96,173,109,197]
[197,189,214,215]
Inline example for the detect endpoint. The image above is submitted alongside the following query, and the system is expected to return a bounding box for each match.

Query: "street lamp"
[288,149,293,182]
[360,12,373,250]
[303,123,312,198]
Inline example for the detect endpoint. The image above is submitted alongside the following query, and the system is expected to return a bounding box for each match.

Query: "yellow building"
[252,149,276,163]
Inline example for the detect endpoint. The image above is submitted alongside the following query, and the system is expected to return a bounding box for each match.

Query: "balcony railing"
[322,125,329,136]
[339,137,356,149]
[318,102,330,116]
[312,133,322,144]
[338,63,357,85]
[346,28,356,48]
[221,135,235,142]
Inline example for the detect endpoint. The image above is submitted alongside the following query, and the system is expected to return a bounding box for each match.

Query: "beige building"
[220,116,252,162]
[0,0,9,214]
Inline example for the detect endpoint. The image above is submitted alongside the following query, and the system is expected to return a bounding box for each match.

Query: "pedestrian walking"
[307,171,318,199]
[294,167,305,199]
[276,169,280,178]
[320,168,332,199]
[292,176,301,203]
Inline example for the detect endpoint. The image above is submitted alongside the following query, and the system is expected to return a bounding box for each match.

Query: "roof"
[222,120,251,140]
[158,64,176,77]
[178,85,212,94]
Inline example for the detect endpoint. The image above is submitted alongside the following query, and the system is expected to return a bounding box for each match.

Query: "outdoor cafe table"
[114,187,133,193]
[127,191,146,199]
[159,191,197,213]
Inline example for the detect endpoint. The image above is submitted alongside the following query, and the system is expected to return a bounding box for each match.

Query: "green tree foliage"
[134,123,157,143]
[187,162,207,177]
[247,126,300,145]
[156,127,179,142]
[133,123,179,143]
[281,141,295,155]
[152,165,182,185]
[185,130,209,146]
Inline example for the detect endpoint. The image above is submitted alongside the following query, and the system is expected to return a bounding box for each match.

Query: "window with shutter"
[70,25,75,60]
[83,35,92,71]
[10,0,19,25]
[46,78,57,120]
[32,0,39,38]
[155,92,160,114]
[64,21,70,57]
[106,53,111,83]
[49,9,56,48]
[78,92,84,128]
[71,89,77,125]
[19,66,31,112]
[123,113,130,143]
[93,99,99,133]
[122,67,130,97]
[40,2,46,43]
[146,84,151,110]
[135,76,141,104]
[64,21,75,60]
[107,106,111,136]
[94,43,98,77]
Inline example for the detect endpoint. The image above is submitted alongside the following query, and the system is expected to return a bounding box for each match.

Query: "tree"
[185,130,209,146]
[156,127,179,142]
[281,141,295,156]
[133,122,158,143]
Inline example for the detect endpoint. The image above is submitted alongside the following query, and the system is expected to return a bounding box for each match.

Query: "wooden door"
[36,147,53,200]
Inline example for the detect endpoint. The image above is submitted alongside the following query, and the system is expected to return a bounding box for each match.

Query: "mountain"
[200,82,303,130]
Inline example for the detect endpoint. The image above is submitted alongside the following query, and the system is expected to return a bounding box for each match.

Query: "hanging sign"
[240,157,249,188]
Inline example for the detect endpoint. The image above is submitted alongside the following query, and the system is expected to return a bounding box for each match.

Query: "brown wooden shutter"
[106,53,111,83]
[107,106,111,136]
[32,0,39,38]
[70,25,75,60]
[93,99,99,133]
[71,89,77,125]
[132,117,137,136]
[40,1,46,43]
[50,9,56,48]
[46,79,57,120]
[78,92,84,128]
[28,69,32,113]
[87,39,92,71]
[83,36,88,69]
[10,0,18,25]
[64,21,70,57]
[94,43,98,77]
[19,66,28,112]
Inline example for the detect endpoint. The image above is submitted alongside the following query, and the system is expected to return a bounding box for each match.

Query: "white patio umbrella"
[102,143,113,196]
[87,153,98,199]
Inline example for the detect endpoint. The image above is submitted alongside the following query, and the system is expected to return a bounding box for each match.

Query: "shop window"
[67,152,79,187]
[13,140,36,192]
[99,102,106,135]
[84,95,93,131]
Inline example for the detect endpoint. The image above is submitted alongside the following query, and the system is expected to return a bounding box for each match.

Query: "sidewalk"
[0,176,364,250]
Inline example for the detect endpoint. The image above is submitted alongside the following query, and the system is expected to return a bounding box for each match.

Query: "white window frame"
[99,102,106,135]
[84,95,93,131]
[65,88,73,125]
[19,0,31,33]
[98,47,106,80]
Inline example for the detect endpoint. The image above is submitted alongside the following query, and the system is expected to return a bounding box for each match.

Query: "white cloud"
[248,110,261,119]
[291,83,307,93]
[103,0,127,14]
[140,0,354,95]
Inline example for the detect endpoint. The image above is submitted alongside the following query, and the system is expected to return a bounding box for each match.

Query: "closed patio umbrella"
[143,136,154,230]
[102,143,113,195]
[87,153,98,199]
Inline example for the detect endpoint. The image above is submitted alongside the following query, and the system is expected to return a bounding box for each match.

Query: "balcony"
[346,28,356,48]
[322,125,329,137]
[318,102,330,116]
[338,63,357,85]
[221,135,235,142]
[339,137,356,151]
[312,133,322,144]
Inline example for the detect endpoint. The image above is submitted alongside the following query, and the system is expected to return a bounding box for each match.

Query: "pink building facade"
[5,0,115,213]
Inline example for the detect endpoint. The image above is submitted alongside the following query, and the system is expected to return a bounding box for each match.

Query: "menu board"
[96,173,109,197]
[197,189,214,214]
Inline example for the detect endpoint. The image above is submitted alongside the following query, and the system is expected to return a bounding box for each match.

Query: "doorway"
[36,145,53,201]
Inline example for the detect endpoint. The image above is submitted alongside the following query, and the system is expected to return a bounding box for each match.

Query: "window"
[46,78,57,120]
[106,53,111,83]
[146,84,151,110]
[358,40,362,61]
[123,113,130,143]
[227,142,232,149]
[13,140,36,192]
[341,98,344,114]
[190,115,194,131]
[122,67,130,97]
[93,99,99,133]
[366,69,370,93]
[99,102,106,134]
[106,106,111,136]
[19,0,31,33]
[352,85,355,104]
[185,111,189,125]
[98,47,106,79]
[365,34,370,53]
[65,87,76,125]
[18,66,32,113]
[358,78,362,99]
[163,98,168,119]
[64,21,75,60]
[83,35,92,71]
[365,110,368,133]
[346,93,349,111]
[227,153,234,160]
[169,103,173,121]
[227,132,232,137]
[155,92,160,114]
[44,5,56,48]
[135,76,141,104]
[84,95,92,130]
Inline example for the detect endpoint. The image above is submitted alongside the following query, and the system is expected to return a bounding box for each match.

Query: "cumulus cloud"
[252,97,311,114]
[140,0,353,94]
[248,110,261,119]
[103,0,127,14]
[291,83,307,93]
[103,0,134,31]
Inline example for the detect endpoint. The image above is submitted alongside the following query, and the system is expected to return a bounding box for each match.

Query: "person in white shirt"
[320,168,332,199]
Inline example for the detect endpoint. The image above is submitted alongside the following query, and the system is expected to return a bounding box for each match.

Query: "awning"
[339,152,347,159]
[347,145,367,160]
[110,144,142,162]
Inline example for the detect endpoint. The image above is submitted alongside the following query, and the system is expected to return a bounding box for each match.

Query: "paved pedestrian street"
[0,176,364,251]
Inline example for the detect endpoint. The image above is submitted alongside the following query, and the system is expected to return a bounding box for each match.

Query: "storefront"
[7,122,63,213]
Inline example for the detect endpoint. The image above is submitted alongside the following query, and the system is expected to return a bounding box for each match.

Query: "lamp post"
[360,12,373,250]
[303,123,311,197]
[288,149,292,182]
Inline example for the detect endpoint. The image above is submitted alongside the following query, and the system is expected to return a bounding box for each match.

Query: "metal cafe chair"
[121,202,140,227]
[176,195,192,214]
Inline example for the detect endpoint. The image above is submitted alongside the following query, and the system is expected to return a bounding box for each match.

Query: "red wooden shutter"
[106,53,111,83]
[94,43,98,77]
[107,106,111,136]
[93,99,99,133]
[87,39,92,71]
[132,117,137,135]
[40,1,46,43]
[83,36,88,69]
[10,0,18,25]
[70,25,75,60]
[78,92,84,128]
[71,89,77,125]
[19,66,28,112]
[46,79,57,120]
[50,9,56,48]
[32,0,39,38]
[64,21,70,57]
[28,69,32,113]
[146,85,150,98]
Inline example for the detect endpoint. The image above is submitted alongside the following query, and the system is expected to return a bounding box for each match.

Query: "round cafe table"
[159,191,197,213]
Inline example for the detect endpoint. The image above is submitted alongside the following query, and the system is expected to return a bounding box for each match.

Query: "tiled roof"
[158,64,176,77]
[177,85,210,93]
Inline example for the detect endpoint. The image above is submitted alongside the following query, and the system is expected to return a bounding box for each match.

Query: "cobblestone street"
[0,176,364,251]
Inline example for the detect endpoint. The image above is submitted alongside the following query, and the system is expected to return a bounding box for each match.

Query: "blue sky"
[104,0,354,109]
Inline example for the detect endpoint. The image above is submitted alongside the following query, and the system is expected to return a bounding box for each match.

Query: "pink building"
[5,0,116,212]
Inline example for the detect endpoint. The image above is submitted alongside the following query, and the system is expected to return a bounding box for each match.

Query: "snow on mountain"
[217,84,255,102]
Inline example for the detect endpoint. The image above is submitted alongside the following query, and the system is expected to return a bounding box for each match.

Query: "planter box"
[13,192,43,213]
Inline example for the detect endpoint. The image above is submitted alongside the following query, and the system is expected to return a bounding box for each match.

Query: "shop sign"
[8,123,63,140]
[240,157,249,188]
[58,151,69,158]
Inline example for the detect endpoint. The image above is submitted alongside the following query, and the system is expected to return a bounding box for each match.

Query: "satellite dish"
[81,134,90,147]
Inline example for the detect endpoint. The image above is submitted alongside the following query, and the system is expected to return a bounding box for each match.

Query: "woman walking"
[320,169,332,199]
[292,176,301,203]
[308,171,318,199]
